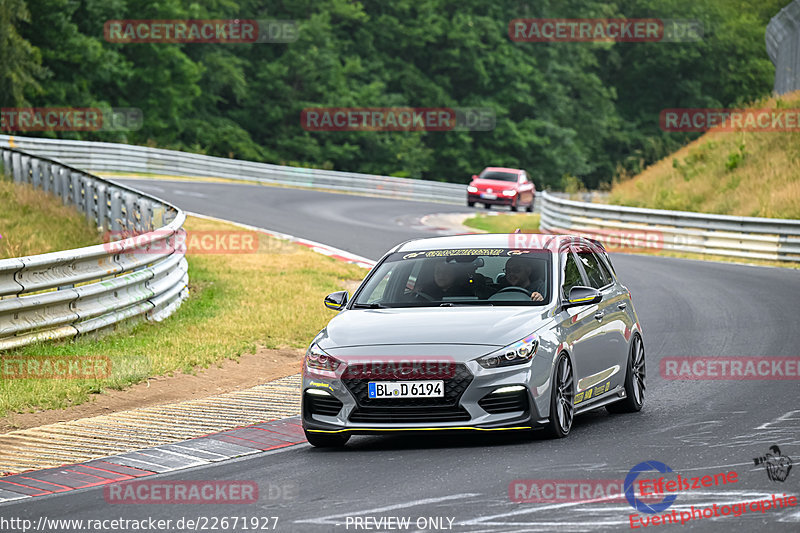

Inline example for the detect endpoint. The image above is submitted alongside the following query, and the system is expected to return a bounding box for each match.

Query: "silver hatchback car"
[301,234,645,447]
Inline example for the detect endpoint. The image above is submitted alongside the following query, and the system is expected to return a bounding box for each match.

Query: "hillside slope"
[609,91,800,219]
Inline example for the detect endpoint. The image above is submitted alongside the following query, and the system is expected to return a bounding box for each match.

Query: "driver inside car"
[500,256,546,301]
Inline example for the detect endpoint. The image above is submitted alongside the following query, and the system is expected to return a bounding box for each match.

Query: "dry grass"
[0,216,367,416]
[610,91,800,219]
[0,179,101,259]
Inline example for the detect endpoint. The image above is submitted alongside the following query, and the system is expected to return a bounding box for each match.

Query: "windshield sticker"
[401,248,505,259]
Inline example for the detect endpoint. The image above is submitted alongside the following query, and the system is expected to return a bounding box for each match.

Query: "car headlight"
[305,343,343,375]
[476,334,539,369]
[467,186,478,193]
[502,189,517,196]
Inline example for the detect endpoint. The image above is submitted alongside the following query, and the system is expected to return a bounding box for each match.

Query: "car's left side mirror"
[563,286,601,309]
[324,291,348,310]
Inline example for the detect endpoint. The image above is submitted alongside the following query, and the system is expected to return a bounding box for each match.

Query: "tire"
[468,201,475,207]
[510,201,518,212]
[607,334,646,414]
[484,203,491,209]
[304,430,350,448]
[544,353,574,438]
[526,197,534,213]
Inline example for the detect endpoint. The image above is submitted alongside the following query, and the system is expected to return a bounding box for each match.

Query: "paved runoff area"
[0,374,305,497]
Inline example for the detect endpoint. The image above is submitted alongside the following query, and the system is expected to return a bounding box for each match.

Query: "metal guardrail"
[0,135,467,204]
[540,191,800,262]
[0,147,189,351]
[767,0,800,95]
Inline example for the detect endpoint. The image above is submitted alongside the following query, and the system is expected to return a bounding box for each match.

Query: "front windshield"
[353,248,551,307]
[479,171,518,182]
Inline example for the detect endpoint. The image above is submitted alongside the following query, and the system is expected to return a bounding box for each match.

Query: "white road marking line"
[757,410,800,430]
[294,493,480,525]
[173,189,207,198]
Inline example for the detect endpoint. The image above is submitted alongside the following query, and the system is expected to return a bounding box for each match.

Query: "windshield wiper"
[439,302,494,307]
[352,302,387,309]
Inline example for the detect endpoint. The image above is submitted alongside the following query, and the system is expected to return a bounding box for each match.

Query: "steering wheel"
[496,286,532,297]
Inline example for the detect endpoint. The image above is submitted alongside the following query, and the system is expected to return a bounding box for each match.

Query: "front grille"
[304,392,343,417]
[479,389,529,414]
[343,363,473,408]
[349,406,470,423]
[343,363,473,423]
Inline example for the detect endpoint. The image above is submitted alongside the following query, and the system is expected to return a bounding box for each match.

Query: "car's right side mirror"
[563,286,602,309]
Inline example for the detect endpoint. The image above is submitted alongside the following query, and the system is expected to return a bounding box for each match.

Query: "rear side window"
[576,251,610,289]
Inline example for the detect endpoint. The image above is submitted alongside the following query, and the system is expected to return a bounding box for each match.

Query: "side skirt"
[574,385,625,415]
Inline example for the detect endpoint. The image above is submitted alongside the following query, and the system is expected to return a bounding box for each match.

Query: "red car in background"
[467,167,535,211]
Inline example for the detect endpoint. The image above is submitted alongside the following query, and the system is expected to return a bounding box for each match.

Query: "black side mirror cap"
[563,286,602,309]
[324,291,348,310]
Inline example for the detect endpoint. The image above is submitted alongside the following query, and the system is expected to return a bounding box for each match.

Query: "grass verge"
[0,215,366,416]
[463,213,540,233]
[0,180,100,259]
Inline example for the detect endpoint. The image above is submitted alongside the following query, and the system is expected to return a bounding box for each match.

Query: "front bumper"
[301,359,551,435]
[468,193,515,206]
[303,410,539,435]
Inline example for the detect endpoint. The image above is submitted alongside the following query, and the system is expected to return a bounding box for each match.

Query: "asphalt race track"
[3,179,799,532]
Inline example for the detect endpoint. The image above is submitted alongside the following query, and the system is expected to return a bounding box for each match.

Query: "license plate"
[480,193,497,200]
[368,381,444,398]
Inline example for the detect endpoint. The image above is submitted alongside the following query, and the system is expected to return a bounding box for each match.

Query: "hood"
[318,306,548,356]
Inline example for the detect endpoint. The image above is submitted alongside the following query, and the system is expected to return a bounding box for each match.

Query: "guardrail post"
[123,191,138,233]
[83,177,95,225]
[20,155,32,184]
[12,153,22,183]
[70,171,82,209]
[31,158,42,189]
[59,167,70,205]
[110,188,123,232]
[95,183,109,231]
[1,149,10,177]
[42,163,53,194]
[137,198,154,232]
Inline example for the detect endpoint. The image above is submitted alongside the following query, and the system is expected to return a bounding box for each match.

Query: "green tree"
[0,0,43,107]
